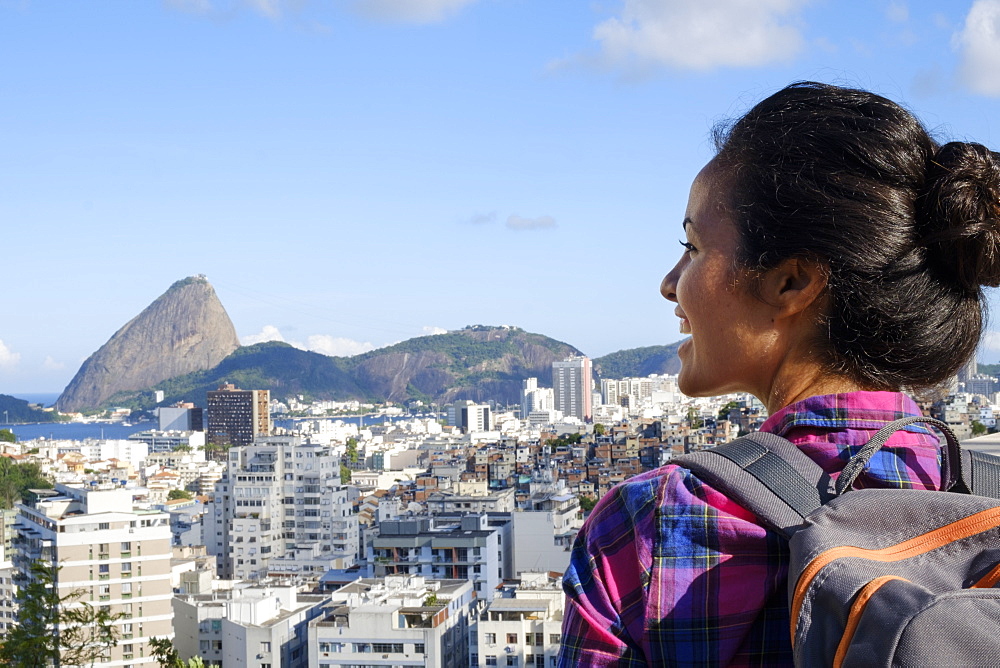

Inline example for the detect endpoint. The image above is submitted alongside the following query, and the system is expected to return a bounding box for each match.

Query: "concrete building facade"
[12,483,173,666]
[206,384,271,447]
[552,357,593,422]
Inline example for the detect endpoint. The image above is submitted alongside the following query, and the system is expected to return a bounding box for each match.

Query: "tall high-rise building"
[552,356,593,421]
[205,436,358,580]
[206,384,270,447]
[12,484,173,665]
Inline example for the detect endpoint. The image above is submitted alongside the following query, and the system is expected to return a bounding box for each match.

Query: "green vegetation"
[149,636,206,668]
[546,433,583,448]
[593,423,606,437]
[0,459,52,509]
[0,562,121,667]
[972,420,988,437]
[593,343,682,379]
[0,394,60,423]
[96,326,584,411]
[578,495,597,512]
[340,464,352,484]
[168,489,194,501]
[717,401,740,420]
[345,437,359,464]
[687,407,704,429]
[0,429,14,443]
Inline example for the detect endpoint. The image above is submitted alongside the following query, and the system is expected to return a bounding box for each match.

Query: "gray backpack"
[673,416,1000,667]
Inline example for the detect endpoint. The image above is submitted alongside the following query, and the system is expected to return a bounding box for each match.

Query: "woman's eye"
[679,240,697,253]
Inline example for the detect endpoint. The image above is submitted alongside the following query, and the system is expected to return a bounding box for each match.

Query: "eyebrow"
[682,217,693,229]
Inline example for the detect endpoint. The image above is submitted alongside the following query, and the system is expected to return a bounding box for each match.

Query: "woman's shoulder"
[584,461,761,540]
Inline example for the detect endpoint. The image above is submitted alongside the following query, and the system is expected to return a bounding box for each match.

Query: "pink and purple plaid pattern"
[559,391,943,667]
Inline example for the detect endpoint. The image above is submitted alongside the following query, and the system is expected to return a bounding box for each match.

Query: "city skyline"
[3,1,1000,394]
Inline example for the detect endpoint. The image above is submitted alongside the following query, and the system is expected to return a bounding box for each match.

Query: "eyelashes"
[679,240,697,253]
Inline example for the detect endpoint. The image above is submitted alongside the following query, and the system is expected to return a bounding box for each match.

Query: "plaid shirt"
[559,391,942,667]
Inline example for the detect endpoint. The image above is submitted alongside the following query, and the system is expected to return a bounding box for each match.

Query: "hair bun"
[919,141,1000,290]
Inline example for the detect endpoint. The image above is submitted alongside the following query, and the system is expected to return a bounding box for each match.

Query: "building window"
[260,642,271,653]
[534,633,544,646]
[507,657,519,666]
[486,657,498,667]
[507,634,517,645]
[549,634,560,645]
[414,644,425,654]
[372,643,403,653]
[485,634,496,644]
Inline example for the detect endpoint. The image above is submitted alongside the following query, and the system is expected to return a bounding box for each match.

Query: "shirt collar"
[760,391,931,438]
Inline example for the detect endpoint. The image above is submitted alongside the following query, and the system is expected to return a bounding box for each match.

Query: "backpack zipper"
[790,505,1000,643]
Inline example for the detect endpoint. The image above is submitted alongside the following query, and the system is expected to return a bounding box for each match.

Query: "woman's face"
[660,163,780,398]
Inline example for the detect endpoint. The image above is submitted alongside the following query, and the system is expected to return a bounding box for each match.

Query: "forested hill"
[0,395,60,423]
[104,326,583,410]
[593,341,683,379]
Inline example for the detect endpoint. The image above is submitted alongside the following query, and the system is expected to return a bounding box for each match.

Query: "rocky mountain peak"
[56,276,240,413]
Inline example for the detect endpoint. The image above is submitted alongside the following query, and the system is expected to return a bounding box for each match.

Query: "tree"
[172,444,192,453]
[0,429,15,443]
[578,495,597,512]
[0,458,52,509]
[340,464,352,484]
[717,401,740,421]
[0,562,121,667]
[972,420,988,437]
[345,437,359,464]
[150,637,207,668]
[593,423,606,437]
[168,489,193,501]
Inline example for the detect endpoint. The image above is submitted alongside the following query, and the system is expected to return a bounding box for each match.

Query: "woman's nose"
[661,264,679,302]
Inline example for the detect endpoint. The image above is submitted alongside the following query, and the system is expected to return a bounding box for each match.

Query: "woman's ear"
[758,258,828,318]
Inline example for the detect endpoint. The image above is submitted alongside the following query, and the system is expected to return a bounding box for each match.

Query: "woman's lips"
[676,309,691,334]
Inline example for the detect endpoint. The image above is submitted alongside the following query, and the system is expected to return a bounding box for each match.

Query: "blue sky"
[2,0,1000,394]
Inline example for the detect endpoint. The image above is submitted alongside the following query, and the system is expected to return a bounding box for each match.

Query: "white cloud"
[590,0,806,73]
[422,326,448,335]
[241,325,374,357]
[163,0,289,19]
[506,214,557,231]
[886,0,908,23]
[347,0,479,24]
[465,211,497,225]
[305,334,375,357]
[955,0,1000,96]
[42,356,65,371]
[0,340,20,368]
[163,0,213,13]
[241,325,287,346]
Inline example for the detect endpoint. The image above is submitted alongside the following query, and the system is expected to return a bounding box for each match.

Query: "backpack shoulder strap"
[671,432,834,539]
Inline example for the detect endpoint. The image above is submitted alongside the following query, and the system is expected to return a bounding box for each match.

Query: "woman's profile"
[559,81,1000,666]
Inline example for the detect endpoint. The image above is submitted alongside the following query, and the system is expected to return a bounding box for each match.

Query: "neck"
[759,363,866,415]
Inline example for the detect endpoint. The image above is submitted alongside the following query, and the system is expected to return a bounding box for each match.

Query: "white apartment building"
[206,436,358,580]
[472,572,564,668]
[521,378,554,419]
[369,515,510,601]
[308,575,475,668]
[173,579,326,668]
[12,483,173,666]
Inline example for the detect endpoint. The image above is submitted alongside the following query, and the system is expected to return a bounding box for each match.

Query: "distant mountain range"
[57,277,684,412]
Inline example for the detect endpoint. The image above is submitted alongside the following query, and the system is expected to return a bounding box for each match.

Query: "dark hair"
[713,81,1000,390]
